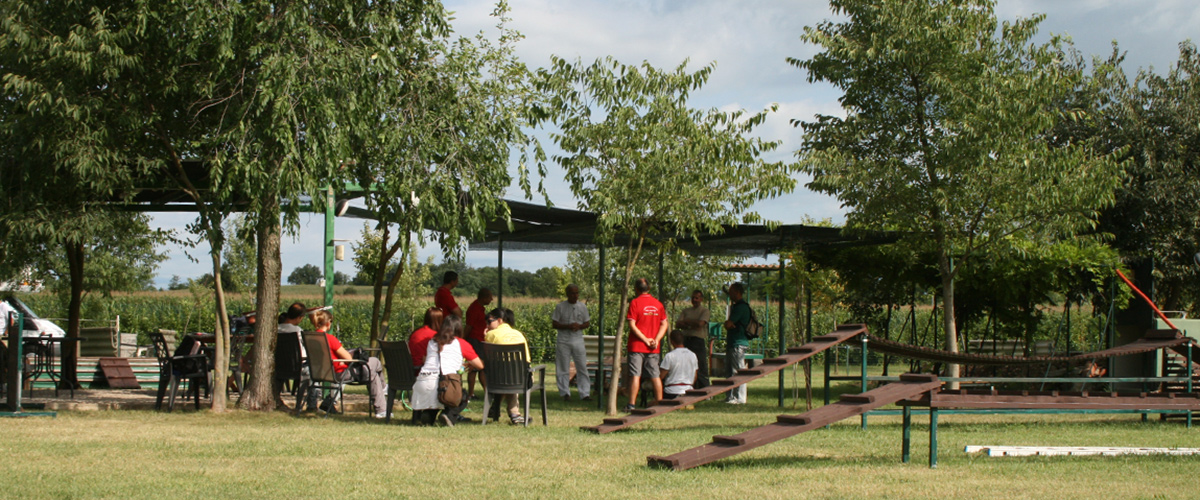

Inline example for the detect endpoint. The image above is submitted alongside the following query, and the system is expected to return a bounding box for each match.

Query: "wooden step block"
[684,389,708,397]
[711,379,736,386]
[737,368,765,376]
[763,358,787,365]
[840,394,876,404]
[777,415,812,425]
[602,418,627,425]
[712,435,746,446]
[788,347,814,354]
[631,408,655,416]
[813,334,842,342]
[658,399,684,406]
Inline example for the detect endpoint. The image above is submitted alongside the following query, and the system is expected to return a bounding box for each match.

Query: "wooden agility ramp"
[647,373,942,471]
[583,324,868,434]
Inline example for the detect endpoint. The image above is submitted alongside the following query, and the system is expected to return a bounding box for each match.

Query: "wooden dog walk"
[583,324,868,434]
[647,373,942,470]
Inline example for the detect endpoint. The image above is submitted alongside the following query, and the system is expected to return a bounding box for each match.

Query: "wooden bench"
[29,357,163,390]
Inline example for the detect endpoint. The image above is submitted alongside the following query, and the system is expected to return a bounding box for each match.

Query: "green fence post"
[929,407,939,468]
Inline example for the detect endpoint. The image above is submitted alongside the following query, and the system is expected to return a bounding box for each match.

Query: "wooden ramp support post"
[647,373,942,471]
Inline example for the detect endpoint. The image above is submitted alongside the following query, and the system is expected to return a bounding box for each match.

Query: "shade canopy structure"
[463,200,896,255]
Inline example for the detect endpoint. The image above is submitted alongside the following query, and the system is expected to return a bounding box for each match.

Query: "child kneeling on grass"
[660,330,698,403]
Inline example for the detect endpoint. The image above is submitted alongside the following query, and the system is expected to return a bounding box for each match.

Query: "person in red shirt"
[624,278,668,412]
[408,308,445,368]
[464,287,493,400]
[434,271,462,318]
[309,310,386,417]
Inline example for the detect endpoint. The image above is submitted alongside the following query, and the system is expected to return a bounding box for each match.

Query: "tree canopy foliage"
[792,0,1122,379]
[536,55,799,414]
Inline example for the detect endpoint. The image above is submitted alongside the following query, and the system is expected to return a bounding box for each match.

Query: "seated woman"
[408,308,444,369]
[410,315,483,427]
[309,310,387,418]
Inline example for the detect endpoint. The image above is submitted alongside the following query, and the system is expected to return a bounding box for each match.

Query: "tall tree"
[335,1,542,346]
[0,0,162,388]
[792,0,1121,382]
[537,56,799,415]
[1074,43,1200,311]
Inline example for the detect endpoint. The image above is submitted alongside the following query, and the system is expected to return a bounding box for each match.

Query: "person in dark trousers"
[674,289,711,389]
[723,283,750,404]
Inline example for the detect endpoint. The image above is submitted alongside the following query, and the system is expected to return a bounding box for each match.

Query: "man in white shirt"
[660,330,698,399]
[551,284,591,401]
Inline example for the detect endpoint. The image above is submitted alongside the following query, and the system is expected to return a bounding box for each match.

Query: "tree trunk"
[210,249,231,412]
[241,203,282,411]
[379,232,408,347]
[605,234,645,416]
[938,248,959,389]
[61,240,84,390]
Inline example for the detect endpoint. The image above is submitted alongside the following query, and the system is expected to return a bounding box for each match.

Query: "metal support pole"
[597,245,606,410]
[902,405,912,463]
[323,186,336,307]
[929,407,939,468]
[778,257,786,408]
[861,335,869,430]
[657,249,664,299]
[824,347,831,407]
[497,237,504,309]
[1188,343,1193,429]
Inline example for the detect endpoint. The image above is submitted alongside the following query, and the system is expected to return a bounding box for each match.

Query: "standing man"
[552,284,591,401]
[464,287,493,400]
[624,278,668,412]
[723,282,751,404]
[674,289,711,389]
[435,271,462,318]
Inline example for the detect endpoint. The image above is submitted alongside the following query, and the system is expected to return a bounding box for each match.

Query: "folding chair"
[481,342,547,427]
[378,340,416,423]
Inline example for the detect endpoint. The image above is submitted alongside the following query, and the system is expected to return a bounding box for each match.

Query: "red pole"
[1115,269,1178,331]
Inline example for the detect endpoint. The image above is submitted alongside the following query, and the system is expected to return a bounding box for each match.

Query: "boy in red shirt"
[624,278,668,412]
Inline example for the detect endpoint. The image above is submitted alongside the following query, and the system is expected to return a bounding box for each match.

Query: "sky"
[146,0,1200,288]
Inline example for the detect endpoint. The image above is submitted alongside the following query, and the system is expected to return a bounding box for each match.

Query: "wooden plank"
[648,376,942,470]
[97,358,142,389]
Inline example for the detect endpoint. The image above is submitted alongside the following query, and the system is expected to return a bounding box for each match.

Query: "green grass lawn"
[4,369,1200,499]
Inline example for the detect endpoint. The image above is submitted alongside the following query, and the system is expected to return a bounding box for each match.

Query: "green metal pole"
[861,336,869,430]
[902,405,911,463]
[5,312,23,411]
[597,245,606,410]
[778,258,786,408]
[323,186,335,308]
[929,407,939,468]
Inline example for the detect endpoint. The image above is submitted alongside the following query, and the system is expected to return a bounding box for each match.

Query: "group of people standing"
[551,276,754,412]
